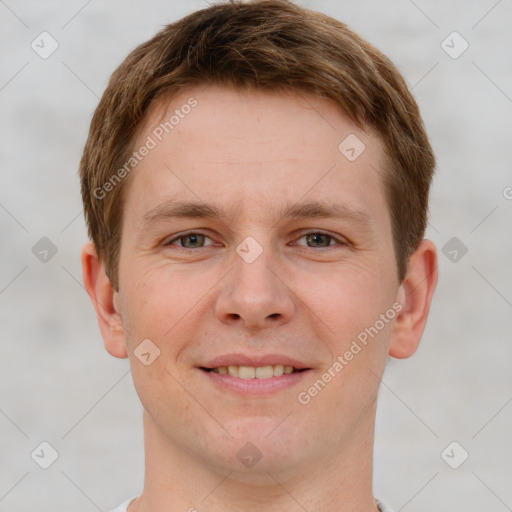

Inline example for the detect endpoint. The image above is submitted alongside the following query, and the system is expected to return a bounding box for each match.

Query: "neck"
[130,405,379,512]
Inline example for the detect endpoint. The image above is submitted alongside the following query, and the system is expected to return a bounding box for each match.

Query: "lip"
[199,367,312,395]
[200,353,311,370]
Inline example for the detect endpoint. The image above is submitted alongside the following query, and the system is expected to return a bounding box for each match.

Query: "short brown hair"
[80,0,435,290]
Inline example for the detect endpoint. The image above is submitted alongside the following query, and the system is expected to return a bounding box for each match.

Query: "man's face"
[115,85,402,474]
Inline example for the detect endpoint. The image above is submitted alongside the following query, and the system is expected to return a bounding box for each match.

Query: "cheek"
[296,265,396,425]
[120,265,197,412]
[122,261,207,344]
[294,262,388,340]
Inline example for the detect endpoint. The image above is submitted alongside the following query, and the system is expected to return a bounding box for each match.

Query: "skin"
[82,85,438,512]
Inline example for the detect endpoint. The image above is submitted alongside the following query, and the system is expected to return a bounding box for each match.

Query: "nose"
[214,243,295,331]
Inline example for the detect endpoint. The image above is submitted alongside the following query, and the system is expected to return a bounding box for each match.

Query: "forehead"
[126,84,389,230]
[140,85,381,162]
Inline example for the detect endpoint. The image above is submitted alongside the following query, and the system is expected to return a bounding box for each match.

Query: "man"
[80,1,438,511]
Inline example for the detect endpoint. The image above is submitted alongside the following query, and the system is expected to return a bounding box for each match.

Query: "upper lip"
[200,353,311,370]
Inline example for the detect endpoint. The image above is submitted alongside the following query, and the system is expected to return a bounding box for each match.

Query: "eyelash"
[164,230,348,250]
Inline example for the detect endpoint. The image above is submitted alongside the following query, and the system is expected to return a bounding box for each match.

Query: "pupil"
[307,233,330,247]
[184,234,203,247]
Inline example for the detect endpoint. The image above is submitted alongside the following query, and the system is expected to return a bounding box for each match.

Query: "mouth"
[197,354,313,395]
[198,364,312,399]
[200,365,308,379]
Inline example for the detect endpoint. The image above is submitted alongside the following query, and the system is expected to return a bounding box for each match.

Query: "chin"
[203,417,308,476]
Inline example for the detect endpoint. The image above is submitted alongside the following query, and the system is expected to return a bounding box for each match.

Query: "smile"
[199,366,311,395]
[204,365,304,379]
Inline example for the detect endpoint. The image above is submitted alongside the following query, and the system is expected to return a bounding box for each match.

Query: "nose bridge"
[235,238,276,292]
[233,234,281,302]
[215,234,295,329]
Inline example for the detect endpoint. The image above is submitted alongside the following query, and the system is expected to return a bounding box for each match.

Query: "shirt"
[109,496,393,511]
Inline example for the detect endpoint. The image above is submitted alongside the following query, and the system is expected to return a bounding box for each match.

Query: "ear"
[81,242,128,358]
[389,239,438,359]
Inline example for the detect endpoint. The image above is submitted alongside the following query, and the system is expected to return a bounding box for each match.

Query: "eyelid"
[162,229,349,249]
[292,229,349,247]
[164,230,216,247]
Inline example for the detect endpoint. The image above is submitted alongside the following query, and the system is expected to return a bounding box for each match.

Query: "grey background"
[1,1,511,511]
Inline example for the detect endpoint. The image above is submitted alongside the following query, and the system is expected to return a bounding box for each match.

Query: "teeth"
[211,365,297,379]
[255,366,273,379]
[273,365,284,376]
[239,366,255,379]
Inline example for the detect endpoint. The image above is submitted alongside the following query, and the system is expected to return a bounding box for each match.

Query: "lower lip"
[199,369,311,395]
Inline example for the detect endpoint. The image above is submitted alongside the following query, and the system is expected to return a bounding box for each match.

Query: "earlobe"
[81,242,128,359]
[389,239,438,359]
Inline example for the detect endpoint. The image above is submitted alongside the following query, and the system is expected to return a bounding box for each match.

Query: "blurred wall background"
[1,1,511,510]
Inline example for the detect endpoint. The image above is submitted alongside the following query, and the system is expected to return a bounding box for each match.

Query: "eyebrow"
[140,199,373,231]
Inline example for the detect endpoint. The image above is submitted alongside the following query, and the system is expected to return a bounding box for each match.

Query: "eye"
[166,232,214,249]
[295,231,344,248]
[164,231,345,250]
